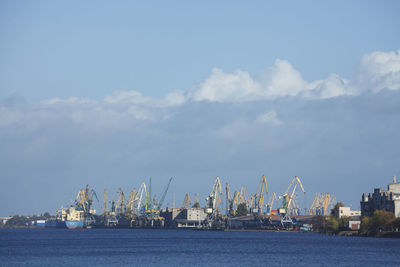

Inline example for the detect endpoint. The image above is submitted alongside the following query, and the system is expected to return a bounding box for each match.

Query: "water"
[1,228,399,266]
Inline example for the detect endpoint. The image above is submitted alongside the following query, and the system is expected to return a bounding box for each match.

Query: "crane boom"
[205,176,223,217]
[280,176,306,225]
[156,177,173,210]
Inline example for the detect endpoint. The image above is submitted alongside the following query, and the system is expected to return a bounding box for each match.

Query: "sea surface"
[0,228,399,266]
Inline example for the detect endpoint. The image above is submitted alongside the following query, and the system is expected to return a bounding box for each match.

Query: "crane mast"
[266,192,277,215]
[252,175,268,215]
[226,183,231,216]
[103,189,108,217]
[193,193,200,208]
[134,182,147,215]
[156,177,173,210]
[205,176,223,220]
[279,176,306,226]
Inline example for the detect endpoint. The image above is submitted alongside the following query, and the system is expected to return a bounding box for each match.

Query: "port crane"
[239,186,248,210]
[193,193,200,208]
[180,193,192,209]
[225,183,243,216]
[145,177,153,213]
[229,190,242,216]
[226,183,231,216]
[126,189,136,216]
[155,177,172,211]
[133,182,147,215]
[115,188,125,216]
[103,189,117,227]
[75,184,98,226]
[309,192,336,215]
[265,192,277,215]
[252,175,268,215]
[279,176,305,226]
[205,176,223,222]
[103,189,108,217]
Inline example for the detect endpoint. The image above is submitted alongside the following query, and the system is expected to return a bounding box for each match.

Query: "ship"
[45,206,84,229]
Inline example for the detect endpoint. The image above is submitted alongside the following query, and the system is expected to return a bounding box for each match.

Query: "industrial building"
[161,208,207,228]
[338,207,361,218]
[360,176,400,218]
[338,206,361,230]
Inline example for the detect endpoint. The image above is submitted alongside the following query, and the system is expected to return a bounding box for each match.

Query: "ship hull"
[65,220,84,229]
[45,220,83,229]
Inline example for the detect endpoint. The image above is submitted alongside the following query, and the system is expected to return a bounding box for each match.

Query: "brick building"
[360,176,400,218]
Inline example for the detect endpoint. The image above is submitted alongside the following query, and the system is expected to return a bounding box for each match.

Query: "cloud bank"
[1,49,400,215]
[1,49,399,134]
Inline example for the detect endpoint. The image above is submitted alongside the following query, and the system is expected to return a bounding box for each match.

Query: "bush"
[311,215,326,232]
[6,216,30,227]
[330,202,344,219]
[360,216,371,235]
[360,210,396,236]
[339,216,350,231]
[326,216,339,234]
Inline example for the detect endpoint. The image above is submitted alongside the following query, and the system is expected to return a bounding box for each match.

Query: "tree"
[235,203,248,217]
[360,210,396,236]
[6,215,30,227]
[360,216,371,235]
[339,216,350,231]
[326,216,339,234]
[371,210,395,232]
[311,215,326,232]
[330,202,344,219]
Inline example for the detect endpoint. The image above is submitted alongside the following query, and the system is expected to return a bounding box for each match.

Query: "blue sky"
[1,1,400,215]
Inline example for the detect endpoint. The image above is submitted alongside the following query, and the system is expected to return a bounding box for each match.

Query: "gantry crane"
[180,193,192,209]
[133,182,147,215]
[266,192,277,215]
[226,183,231,216]
[115,188,125,216]
[239,186,248,210]
[126,189,136,216]
[102,189,117,227]
[75,184,98,226]
[252,175,268,215]
[155,177,172,211]
[309,192,336,215]
[308,193,320,215]
[279,176,306,225]
[205,176,223,220]
[103,189,108,217]
[193,193,200,208]
[146,177,153,213]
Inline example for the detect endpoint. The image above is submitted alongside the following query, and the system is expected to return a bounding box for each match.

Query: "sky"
[1,1,400,216]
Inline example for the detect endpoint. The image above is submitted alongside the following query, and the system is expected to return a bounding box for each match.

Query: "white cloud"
[189,49,400,103]
[255,110,282,126]
[1,49,399,135]
[0,90,187,134]
[355,49,400,93]
[303,74,356,99]
[103,90,152,105]
[190,68,260,102]
[258,59,309,98]
[189,59,353,103]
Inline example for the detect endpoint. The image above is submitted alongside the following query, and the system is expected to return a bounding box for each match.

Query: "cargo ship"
[45,206,84,229]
